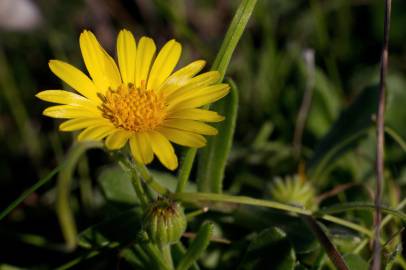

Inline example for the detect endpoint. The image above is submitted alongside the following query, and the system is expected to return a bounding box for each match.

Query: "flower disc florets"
[100,83,166,132]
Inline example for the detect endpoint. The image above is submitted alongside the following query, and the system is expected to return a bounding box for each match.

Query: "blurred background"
[1,0,406,269]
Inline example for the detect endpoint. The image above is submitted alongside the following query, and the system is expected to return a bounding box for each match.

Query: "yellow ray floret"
[36,29,230,170]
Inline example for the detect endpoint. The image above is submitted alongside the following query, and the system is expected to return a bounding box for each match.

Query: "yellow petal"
[157,127,206,148]
[117,29,136,85]
[148,131,178,170]
[167,108,225,122]
[36,90,96,107]
[129,133,153,164]
[162,119,218,136]
[147,39,181,90]
[167,84,230,111]
[165,71,220,102]
[43,105,101,119]
[79,30,121,92]
[77,125,116,141]
[157,60,206,95]
[48,60,99,102]
[135,37,156,88]
[59,117,110,131]
[105,129,132,150]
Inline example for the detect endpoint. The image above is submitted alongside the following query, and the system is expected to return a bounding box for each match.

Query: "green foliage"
[197,78,239,192]
[98,166,139,209]
[238,227,296,270]
[2,0,406,269]
[176,223,214,270]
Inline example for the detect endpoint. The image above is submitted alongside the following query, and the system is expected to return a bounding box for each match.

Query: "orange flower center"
[100,83,166,132]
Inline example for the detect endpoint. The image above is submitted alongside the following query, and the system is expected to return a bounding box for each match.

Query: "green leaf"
[151,170,196,193]
[343,254,368,270]
[78,207,143,249]
[172,243,200,270]
[307,68,341,137]
[177,0,258,190]
[197,78,239,193]
[238,227,296,270]
[211,0,258,81]
[176,222,214,270]
[308,85,379,179]
[385,74,406,136]
[120,247,149,269]
[98,166,139,209]
[316,202,406,221]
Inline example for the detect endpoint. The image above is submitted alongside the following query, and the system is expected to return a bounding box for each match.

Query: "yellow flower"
[36,29,230,170]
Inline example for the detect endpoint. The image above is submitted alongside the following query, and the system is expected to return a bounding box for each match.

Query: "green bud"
[143,197,187,245]
[269,175,317,210]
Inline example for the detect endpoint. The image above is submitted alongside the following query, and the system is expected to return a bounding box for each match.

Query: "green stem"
[114,152,168,197]
[173,192,373,237]
[176,149,197,192]
[114,152,150,206]
[78,155,93,214]
[131,167,149,207]
[144,243,172,270]
[57,141,102,250]
[396,256,406,269]
[134,162,169,195]
[161,244,174,269]
[321,215,372,237]
[186,208,208,221]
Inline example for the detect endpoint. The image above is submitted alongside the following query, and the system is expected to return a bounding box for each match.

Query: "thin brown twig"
[316,183,357,203]
[372,0,392,269]
[316,182,376,204]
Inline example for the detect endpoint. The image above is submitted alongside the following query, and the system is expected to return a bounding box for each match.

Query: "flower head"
[37,29,230,170]
[269,175,317,210]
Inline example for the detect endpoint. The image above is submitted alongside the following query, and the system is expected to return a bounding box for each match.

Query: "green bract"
[143,198,187,245]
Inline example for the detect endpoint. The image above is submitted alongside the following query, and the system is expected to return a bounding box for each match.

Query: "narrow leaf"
[308,85,379,179]
[177,0,257,190]
[197,78,238,192]
[176,223,214,270]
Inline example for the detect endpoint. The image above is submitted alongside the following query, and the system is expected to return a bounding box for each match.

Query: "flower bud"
[143,198,187,245]
[269,175,317,210]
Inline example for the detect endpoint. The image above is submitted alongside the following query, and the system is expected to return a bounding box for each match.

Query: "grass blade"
[197,78,238,192]
[176,223,213,270]
[177,0,258,191]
